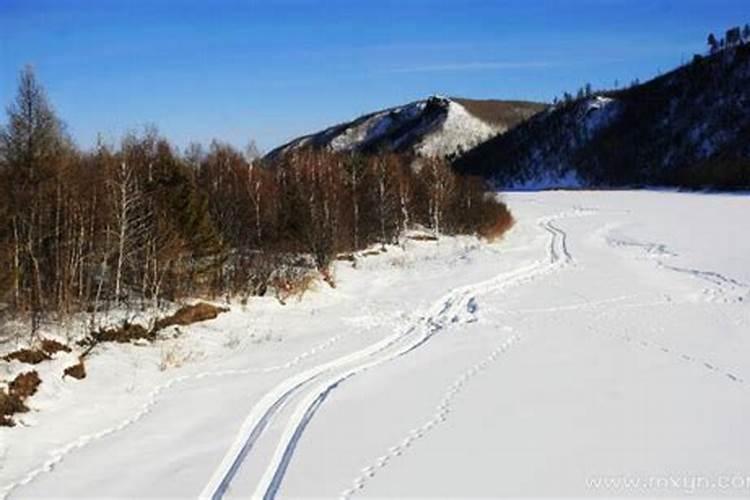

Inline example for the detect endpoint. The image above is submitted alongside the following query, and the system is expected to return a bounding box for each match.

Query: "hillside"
[454,43,750,189]
[265,96,545,160]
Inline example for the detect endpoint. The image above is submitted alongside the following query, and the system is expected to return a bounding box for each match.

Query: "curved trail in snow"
[336,214,577,499]
[0,331,346,500]
[200,212,579,500]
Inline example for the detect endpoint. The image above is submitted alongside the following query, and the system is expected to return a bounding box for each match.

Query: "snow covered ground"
[2,191,749,499]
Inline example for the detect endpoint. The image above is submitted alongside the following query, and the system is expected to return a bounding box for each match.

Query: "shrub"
[3,348,49,365]
[9,371,41,400]
[63,359,87,380]
[154,302,229,331]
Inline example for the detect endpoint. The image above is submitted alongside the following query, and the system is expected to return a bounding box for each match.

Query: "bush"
[154,302,229,331]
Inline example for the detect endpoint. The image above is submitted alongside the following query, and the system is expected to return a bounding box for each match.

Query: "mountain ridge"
[265,96,546,160]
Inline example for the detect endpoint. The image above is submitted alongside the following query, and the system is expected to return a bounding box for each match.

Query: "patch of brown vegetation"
[92,322,153,344]
[451,97,546,128]
[407,234,438,242]
[0,391,27,426]
[40,338,71,356]
[154,302,229,331]
[1,371,41,427]
[63,359,86,380]
[335,253,356,262]
[3,348,49,365]
[9,371,41,400]
[478,202,515,242]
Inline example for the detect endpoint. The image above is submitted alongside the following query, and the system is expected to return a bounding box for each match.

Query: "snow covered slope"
[456,43,750,188]
[2,191,750,499]
[265,96,545,160]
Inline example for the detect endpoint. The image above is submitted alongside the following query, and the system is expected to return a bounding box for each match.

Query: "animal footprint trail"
[340,334,521,499]
[604,329,745,387]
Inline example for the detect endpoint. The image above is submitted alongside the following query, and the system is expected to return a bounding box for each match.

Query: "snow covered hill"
[2,191,749,499]
[455,42,750,189]
[265,96,545,160]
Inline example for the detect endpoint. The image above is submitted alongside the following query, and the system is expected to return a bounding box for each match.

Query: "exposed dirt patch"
[154,303,229,331]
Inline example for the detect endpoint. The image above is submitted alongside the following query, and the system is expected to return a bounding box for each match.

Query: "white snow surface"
[328,101,427,152]
[415,100,500,157]
[2,191,750,499]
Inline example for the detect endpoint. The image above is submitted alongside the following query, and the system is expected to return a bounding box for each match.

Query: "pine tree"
[707,33,719,54]
[0,66,67,173]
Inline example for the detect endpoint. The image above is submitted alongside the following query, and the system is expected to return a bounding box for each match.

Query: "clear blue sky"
[1,0,747,152]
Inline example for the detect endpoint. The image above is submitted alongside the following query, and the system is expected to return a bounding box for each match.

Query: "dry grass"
[40,338,71,356]
[158,343,194,371]
[1,371,41,426]
[3,348,49,365]
[335,253,356,262]
[407,234,438,242]
[92,322,153,344]
[63,359,86,380]
[0,391,27,426]
[154,303,229,331]
[272,272,318,304]
[451,97,546,127]
[9,371,41,400]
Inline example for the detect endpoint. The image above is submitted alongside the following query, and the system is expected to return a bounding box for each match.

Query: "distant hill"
[265,96,546,160]
[454,42,750,189]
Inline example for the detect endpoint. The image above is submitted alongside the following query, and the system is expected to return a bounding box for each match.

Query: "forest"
[0,67,513,338]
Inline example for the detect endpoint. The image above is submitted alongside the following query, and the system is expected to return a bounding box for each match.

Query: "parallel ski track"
[200,212,578,500]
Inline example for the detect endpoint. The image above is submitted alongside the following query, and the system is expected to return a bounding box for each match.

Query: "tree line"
[707,24,750,54]
[0,67,512,335]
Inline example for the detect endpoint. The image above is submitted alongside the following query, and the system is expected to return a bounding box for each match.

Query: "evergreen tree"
[707,33,719,54]
[0,66,67,173]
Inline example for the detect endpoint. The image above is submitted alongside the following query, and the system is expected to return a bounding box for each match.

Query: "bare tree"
[110,160,148,305]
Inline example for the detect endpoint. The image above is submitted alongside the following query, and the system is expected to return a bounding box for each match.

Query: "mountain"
[265,96,546,160]
[454,42,750,189]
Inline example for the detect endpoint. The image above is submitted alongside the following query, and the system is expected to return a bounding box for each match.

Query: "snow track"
[599,326,746,386]
[7,191,748,499]
[605,228,749,303]
[341,333,522,498]
[0,332,346,500]
[201,213,576,499]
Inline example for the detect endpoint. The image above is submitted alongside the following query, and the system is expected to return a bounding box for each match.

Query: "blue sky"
[1,0,747,152]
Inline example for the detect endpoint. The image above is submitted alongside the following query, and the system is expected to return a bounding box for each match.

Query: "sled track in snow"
[0,331,346,500]
[199,213,578,500]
